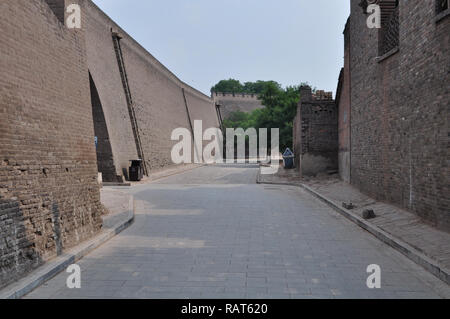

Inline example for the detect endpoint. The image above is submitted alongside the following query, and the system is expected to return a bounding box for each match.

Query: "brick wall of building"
[348,0,449,230]
[293,86,338,176]
[0,0,103,288]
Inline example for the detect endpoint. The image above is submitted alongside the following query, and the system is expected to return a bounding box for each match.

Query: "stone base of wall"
[301,154,337,177]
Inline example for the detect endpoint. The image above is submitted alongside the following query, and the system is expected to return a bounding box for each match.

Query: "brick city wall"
[212,92,265,120]
[84,0,219,178]
[0,0,103,289]
[347,0,449,230]
[84,1,139,181]
[293,86,338,176]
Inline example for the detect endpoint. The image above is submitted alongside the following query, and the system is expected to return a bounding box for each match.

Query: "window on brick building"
[378,0,400,56]
[436,0,449,14]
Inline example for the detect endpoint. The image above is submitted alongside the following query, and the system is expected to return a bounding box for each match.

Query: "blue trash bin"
[283,148,295,169]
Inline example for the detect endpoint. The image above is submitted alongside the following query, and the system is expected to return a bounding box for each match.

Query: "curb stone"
[256,170,450,285]
[0,193,135,299]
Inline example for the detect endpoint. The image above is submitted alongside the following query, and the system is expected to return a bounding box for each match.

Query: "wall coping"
[213,92,261,99]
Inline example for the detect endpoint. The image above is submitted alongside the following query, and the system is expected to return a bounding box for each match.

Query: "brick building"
[336,0,450,231]
[293,86,338,176]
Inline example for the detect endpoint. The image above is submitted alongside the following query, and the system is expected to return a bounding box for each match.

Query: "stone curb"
[256,171,450,285]
[0,193,135,299]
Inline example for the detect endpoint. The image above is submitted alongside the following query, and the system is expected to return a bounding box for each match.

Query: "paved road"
[25,164,450,299]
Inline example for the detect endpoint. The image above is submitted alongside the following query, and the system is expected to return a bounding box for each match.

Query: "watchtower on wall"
[293,86,337,177]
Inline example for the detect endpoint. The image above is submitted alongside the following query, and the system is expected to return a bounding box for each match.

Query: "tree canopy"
[211,79,281,95]
[221,81,301,152]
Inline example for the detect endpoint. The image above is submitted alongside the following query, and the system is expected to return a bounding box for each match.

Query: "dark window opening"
[436,0,449,14]
[378,0,400,56]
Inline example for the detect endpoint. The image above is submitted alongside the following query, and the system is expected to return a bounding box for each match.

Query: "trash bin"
[282,148,294,169]
[129,159,144,181]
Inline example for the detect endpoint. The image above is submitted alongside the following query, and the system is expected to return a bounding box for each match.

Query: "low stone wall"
[347,0,450,231]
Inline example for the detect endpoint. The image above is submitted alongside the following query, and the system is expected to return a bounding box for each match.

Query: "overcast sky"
[92,0,350,96]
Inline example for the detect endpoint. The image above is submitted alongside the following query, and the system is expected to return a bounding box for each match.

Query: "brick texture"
[293,86,338,176]
[347,0,449,230]
[379,4,399,56]
[0,0,103,289]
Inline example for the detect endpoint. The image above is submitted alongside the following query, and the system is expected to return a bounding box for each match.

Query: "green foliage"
[211,79,244,94]
[242,80,281,94]
[223,111,252,130]
[211,79,281,95]
[221,81,300,151]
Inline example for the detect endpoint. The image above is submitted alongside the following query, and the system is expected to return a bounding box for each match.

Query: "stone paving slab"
[24,165,450,299]
[130,164,205,186]
[0,188,134,299]
[257,169,450,285]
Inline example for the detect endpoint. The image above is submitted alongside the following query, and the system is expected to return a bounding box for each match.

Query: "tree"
[211,79,281,95]
[242,81,281,95]
[221,82,300,152]
[211,79,244,94]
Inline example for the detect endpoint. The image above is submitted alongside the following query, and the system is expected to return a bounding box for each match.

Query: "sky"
[92,0,350,96]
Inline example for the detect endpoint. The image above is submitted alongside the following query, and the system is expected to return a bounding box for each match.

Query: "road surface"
[25,164,450,299]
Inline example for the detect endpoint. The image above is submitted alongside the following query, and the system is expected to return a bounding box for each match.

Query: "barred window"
[436,0,449,14]
[378,0,399,56]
